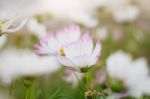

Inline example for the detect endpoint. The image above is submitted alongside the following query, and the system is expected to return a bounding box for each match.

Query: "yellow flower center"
[59,48,65,56]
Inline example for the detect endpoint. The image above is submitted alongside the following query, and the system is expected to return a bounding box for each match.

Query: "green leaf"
[48,88,61,99]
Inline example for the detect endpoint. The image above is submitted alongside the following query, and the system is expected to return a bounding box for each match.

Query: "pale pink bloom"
[58,33,101,69]
[35,25,81,55]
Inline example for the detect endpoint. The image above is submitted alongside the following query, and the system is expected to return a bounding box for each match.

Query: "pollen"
[59,48,65,56]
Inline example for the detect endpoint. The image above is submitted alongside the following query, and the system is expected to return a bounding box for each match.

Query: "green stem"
[25,85,34,99]
[85,72,90,90]
[25,87,30,99]
[9,80,14,99]
[24,80,34,99]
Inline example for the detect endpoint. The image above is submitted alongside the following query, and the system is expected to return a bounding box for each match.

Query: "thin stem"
[9,79,14,99]
[24,80,34,99]
[85,72,90,90]
[25,87,30,99]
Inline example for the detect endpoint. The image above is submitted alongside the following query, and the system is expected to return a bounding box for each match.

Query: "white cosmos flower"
[100,0,140,23]
[35,25,81,55]
[112,5,140,23]
[0,0,105,27]
[96,26,108,40]
[0,14,27,34]
[27,18,47,38]
[0,49,60,84]
[106,51,150,97]
[58,33,101,69]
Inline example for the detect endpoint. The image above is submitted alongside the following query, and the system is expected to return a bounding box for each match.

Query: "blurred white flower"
[100,0,140,22]
[40,0,102,27]
[0,0,105,27]
[35,25,81,55]
[0,14,27,34]
[63,69,83,87]
[104,0,130,10]
[106,51,132,79]
[112,5,140,23]
[27,18,47,38]
[0,49,61,84]
[96,26,108,40]
[0,34,7,48]
[58,33,101,69]
[106,51,150,97]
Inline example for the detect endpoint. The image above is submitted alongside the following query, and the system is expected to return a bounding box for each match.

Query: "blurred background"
[0,0,150,99]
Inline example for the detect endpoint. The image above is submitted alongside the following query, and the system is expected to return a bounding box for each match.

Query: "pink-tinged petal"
[57,56,76,68]
[46,34,61,52]
[88,41,101,66]
[81,33,93,55]
[35,33,60,55]
[34,43,51,55]
[56,25,81,45]
[63,33,93,59]
[65,68,74,75]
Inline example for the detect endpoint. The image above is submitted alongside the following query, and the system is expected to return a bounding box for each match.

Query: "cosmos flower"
[35,25,81,55]
[36,25,101,70]
[27,18,47,38]
[0,0,105,27]
[0,49,60,84]
[106,51,150,97]
[0,14,27,34]
[58,33,101,70]
[112,5,140,23]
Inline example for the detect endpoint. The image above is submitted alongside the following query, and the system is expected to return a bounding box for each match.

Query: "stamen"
[59,48,65,56]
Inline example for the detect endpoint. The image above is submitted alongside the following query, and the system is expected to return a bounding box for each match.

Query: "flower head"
[35,25,101,70]
[106,51,150,97]
[58,33,101,69]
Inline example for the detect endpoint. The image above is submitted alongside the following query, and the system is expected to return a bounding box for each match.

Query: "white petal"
[91,41,101,58]
[56,25,81,45]
[58,56,76,68]
[3,19,27,33]
[88,41,101,66]
[47,34,61,52]
[63,33,93,58]
[63,41,83,58]
[70,54,88,68]
[35,34,60,55]
[81,33,93,55]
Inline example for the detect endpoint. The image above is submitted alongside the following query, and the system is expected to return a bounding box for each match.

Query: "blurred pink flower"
[36,25,101,69]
